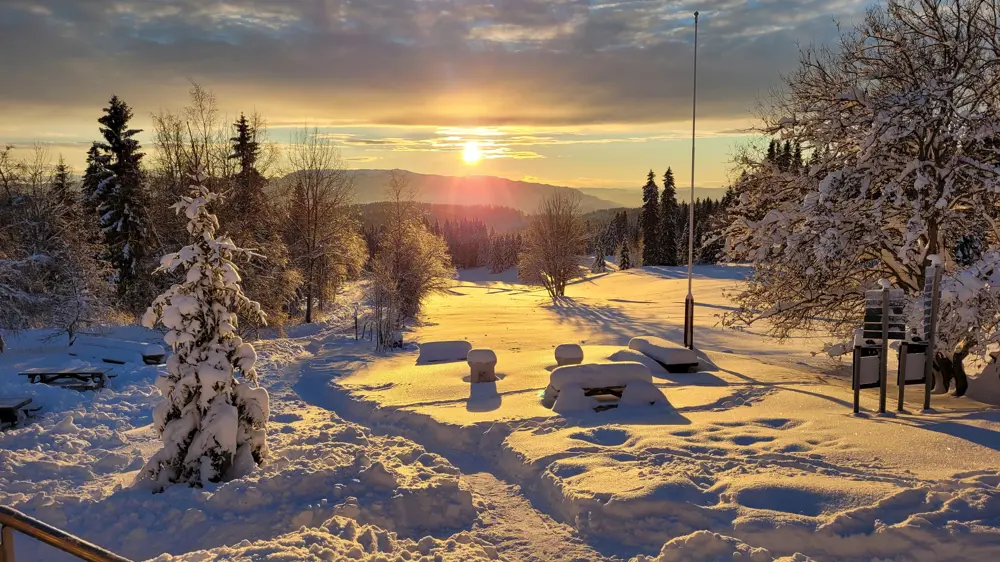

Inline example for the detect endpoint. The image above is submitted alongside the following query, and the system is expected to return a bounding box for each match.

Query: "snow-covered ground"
[2,266,999,561]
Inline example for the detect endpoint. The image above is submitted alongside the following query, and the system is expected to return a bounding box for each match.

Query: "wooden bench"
[18,367,115,391]
[0,398,41,430]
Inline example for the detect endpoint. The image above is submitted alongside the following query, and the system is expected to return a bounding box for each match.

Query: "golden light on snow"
[462,140,482,164]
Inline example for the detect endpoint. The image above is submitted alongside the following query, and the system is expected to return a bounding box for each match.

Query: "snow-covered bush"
[138,167,269,490]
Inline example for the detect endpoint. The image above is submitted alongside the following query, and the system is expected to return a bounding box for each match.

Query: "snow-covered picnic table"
[18,367,115,391]
[542,361,665,412]
[69,335,166,365]
[0,397,39,429]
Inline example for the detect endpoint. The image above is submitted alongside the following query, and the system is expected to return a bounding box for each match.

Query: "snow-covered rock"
[467,348,497,383]
[417,340,473,364]
[555,343,584,366]
[628,336,699,372]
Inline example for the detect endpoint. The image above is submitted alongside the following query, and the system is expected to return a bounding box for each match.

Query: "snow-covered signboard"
[863,289,906,340]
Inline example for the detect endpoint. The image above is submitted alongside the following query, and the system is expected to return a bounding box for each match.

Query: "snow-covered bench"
[69,335,166,365]
[555,344,584,366]
[417,341,473,364]
[467,349,498,383]
[628,336,699,373]
[542,361,665,413]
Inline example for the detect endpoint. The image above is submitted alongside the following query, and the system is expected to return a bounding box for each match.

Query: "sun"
[462,140,482,164]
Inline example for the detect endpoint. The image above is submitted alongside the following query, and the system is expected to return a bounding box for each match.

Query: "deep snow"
[2,266,999,561]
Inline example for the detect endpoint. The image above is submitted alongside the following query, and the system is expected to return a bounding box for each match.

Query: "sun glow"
[462,140,482,164]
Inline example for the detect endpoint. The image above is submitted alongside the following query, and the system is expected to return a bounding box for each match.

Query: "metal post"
[852,345,861,414]
[878,287,889,414]
[684,11,699,351]
[897,342,907,412]
[923,265,942,411]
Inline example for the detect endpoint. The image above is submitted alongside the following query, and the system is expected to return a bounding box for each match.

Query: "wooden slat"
[0,398,32,410]
[20,367,110,376]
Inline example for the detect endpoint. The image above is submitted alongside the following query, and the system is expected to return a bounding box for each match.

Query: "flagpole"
[684,11,699,350]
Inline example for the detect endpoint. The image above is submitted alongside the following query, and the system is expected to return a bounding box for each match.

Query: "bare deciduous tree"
[519,191,588,298]
[285,127,365,323]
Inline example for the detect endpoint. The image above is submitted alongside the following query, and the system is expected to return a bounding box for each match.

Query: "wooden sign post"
[922,257,943,411]
[857,282,905,414]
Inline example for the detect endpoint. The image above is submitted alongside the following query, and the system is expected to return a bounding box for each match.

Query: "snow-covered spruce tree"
[640,170,660,266]
[619,243,631,270]
[591,244,608,274]
[91,95,154,308]
[659,168,679,266]
[139,168,269,490]
[725,0,1000,394]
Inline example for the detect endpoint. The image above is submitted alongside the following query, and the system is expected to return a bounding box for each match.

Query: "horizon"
[0,0,874,190]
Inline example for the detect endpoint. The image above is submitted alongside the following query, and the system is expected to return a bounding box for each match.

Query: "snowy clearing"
[2,266,999,561]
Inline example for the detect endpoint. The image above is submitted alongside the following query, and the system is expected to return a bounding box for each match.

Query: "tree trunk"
[305,259,314,324]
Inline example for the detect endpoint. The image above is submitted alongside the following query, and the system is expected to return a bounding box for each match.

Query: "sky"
[0,0,873,190]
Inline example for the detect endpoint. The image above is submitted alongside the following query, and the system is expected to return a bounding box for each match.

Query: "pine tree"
[766,140,777,164]
[792,142,803,174]
[619,243,631,270]
[139,166,269,490]
[640,170,659,266]
[91,95,152,304]
[51,156,74,210]
[591,243,608,273]
[81,143,111,218]
[659,167,679,266]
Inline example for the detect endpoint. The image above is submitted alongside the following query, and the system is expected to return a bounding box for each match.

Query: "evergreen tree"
[91,95,152,304]
[225,113,267,237]
[640,170,659,266]
[619,243,631,270]
[81,143,111,218]
[140,166,269,490]
[51,156,74,211]
[792,142,803,174]
[591,242,608,274]
[659,167,679,266]
[766,140,777,164]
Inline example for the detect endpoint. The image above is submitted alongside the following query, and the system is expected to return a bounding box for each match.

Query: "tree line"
[1,83,456,351]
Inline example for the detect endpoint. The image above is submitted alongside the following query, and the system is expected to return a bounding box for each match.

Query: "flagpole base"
[683,294,695,350]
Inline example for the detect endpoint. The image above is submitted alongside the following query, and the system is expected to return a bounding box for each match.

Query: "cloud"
[0,0,869,137]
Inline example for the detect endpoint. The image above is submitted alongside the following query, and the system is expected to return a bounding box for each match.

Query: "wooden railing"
[0,506,130,562]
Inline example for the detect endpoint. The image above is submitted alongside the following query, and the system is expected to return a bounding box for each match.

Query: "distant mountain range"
[347,170,619,213]
[280,169,727,213]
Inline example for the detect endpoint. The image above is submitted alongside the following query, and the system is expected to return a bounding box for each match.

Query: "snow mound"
[628,336,699,371]
[417,341,472,364]
[555,343,584,366]
[149,516,500,561]
[631,530,775,562]
[968,364,1000,405]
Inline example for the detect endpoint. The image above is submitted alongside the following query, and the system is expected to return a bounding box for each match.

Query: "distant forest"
[356,176,732,272]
